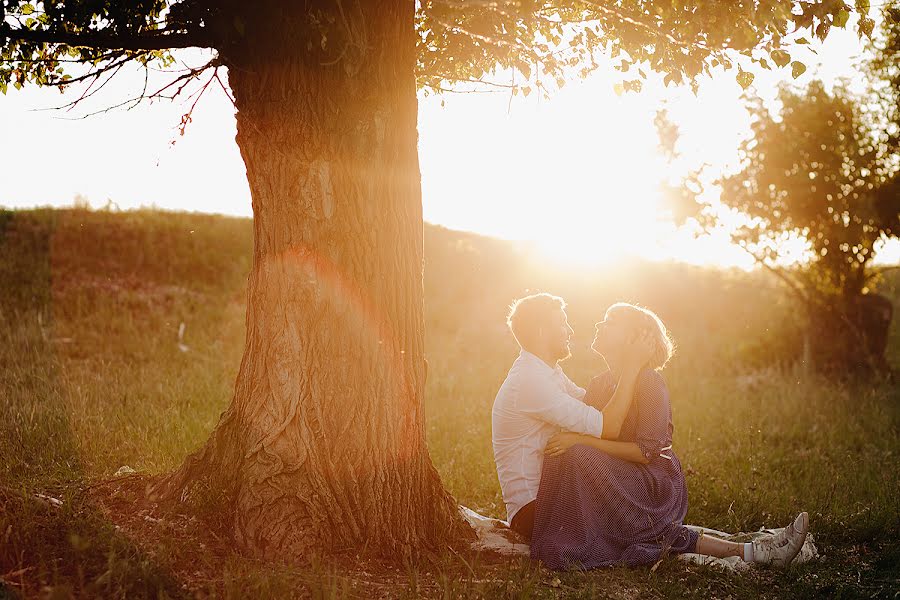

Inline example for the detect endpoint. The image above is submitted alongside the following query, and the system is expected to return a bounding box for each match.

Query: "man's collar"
[519,349,561,374]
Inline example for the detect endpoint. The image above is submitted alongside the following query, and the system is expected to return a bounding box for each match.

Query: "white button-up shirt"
[491,350,604,523]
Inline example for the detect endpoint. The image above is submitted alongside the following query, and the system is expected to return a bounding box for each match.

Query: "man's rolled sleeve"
[561,373,587,401]
[517,375,603,437]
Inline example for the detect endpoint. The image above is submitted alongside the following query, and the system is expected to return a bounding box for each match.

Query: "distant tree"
[869,6,900,153]
[718,80,899,371]
[0,0,859,559]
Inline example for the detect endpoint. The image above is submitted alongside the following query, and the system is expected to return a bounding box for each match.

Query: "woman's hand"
[545,432,582,458]
[621,330,655,371]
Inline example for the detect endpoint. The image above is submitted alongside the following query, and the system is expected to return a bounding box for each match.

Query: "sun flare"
[419,77,687,268]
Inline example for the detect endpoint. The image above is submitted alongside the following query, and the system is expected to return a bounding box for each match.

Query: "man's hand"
[544,432,582,458]
[621,330,655,371]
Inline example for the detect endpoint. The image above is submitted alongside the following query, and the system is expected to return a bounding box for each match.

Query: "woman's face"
[591,310,632,358]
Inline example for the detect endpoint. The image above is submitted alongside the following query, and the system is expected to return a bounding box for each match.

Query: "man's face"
[545,308,574,363]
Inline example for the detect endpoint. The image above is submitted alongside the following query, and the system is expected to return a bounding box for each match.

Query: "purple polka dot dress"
[530,369,698,570]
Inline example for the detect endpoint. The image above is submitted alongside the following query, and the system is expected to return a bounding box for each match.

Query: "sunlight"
[531,184,667,268]
[416,19,876,270]
[1,15,890,271]
[420,74,679,267]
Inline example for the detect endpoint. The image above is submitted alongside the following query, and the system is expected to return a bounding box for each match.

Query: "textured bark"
[148,0,472,560]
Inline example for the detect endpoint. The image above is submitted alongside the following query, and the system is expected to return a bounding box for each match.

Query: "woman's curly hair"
[606,302,675,370]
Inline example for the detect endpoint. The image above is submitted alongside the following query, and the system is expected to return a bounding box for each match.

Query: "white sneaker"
[751,512,809,567]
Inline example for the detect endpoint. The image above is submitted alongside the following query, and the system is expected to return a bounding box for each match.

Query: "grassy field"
[1,207,898,599]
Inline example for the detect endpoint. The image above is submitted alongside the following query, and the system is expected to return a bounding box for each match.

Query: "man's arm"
[518,333,652,438]
[517,377,603,437]
[560,373,586,400]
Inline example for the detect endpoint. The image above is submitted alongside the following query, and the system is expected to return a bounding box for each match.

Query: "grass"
[1,207,898,598]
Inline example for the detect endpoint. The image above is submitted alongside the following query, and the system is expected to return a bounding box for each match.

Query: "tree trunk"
[806,293,894,374]
[148,0,472,560]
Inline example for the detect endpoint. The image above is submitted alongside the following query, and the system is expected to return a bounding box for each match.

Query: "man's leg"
[510,500,536,541]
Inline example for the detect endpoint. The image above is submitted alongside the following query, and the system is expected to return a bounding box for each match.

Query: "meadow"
[1,207,898,598]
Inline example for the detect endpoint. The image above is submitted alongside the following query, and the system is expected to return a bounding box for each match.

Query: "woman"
[529,302,808,570]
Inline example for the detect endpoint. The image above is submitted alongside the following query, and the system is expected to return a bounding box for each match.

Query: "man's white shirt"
[491,350,604,523]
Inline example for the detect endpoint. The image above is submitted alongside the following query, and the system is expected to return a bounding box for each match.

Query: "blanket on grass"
[459,506,819,571]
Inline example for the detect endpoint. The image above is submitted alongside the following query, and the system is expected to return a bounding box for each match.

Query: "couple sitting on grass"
[491,293,809,570]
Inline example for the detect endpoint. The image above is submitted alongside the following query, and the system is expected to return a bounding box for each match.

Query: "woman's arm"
[597,334,653,440]
[544,432,649,465]
[598,364,642,440]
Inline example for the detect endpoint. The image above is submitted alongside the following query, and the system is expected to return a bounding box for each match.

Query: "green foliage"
[719,80,899,300]
[0,1,863,99]
[868,4,900,152]
[416,0,856,96]
[0,0,175,93]
[1,208,898,597]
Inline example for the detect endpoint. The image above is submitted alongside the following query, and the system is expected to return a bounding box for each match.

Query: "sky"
[1,11,898,268]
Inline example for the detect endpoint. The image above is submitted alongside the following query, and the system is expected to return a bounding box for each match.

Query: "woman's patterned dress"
[529,369,698,569]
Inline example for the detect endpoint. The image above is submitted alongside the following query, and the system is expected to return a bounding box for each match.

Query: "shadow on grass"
[0,210,186,598]
[0,487,187,599]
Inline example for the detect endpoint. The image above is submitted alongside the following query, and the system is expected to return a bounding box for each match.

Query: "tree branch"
[40,57,218,117]
[736,241,814,308]
[55,51,136,87]
[865,264,900,282]
[575,0,710,53]
[62,59,126,111]
[2,26,211,51]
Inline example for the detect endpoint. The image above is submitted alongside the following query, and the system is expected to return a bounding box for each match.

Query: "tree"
[718,80,899,371]
[0,0,859,560]
[869,5,900,151]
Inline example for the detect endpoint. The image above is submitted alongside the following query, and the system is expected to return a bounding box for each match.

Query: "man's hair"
[507,293,566,352]
[605,302,675,370]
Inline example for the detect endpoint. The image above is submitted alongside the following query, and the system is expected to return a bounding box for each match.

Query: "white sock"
[743,542,754,562]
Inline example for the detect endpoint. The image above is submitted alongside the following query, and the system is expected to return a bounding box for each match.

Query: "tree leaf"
[515,60,531,80]
[833,9,850,28]
[795,37,810,44]
[736,69,755,89]
[771,50,791,68]
[858,17,874,38]
[791,61,807,79]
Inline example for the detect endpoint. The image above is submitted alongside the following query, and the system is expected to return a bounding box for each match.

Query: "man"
[491,293,649,540]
